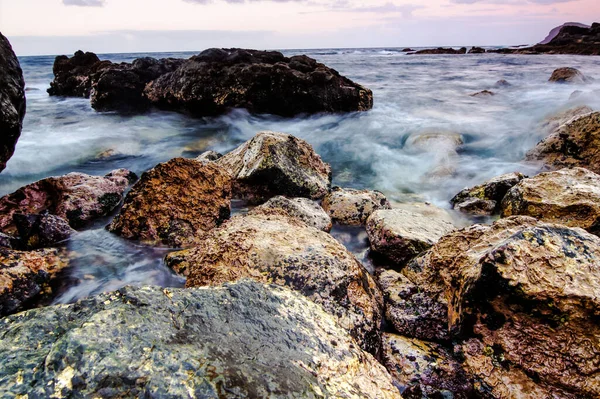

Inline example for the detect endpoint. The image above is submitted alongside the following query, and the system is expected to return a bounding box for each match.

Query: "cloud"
[63,0,106,6]
[344,3,424,17]
[183,0,304,3]
[450,0,577,4]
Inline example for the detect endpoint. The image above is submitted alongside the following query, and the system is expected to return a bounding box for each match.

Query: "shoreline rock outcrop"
[549,67,589,83]
[450,172,526,215]
[0,33,26,173]
[249,196,332,232]
[409,47,467,55]
[322,187,391,225]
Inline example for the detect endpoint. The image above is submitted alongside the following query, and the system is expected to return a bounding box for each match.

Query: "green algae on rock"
[451,172,526,216]
[0,281,400,399]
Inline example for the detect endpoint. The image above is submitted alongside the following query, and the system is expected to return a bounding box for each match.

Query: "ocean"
[5,48,600,302]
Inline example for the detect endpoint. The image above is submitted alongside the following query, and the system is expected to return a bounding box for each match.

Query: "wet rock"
[381,333,475,398]
[0,169,136,232]
[0,247,68,316]
[0,232,15,248]
[195,150,222,162]
[165,213,383,354]
[366,208,455,266]
[410,47,467,55]
[47,50,113,97]
[451,172,526,215]
[526,111,600,173]
[144,48,373,117]
[13,213,75,249]
[216,131,331,203]
[470,90,495,97]
[468,47,486,54]
[494,79,511,87]
[322,187,391,225]
[549,67,588,83]
[249,196,332,231]
[0,33,26,173]
[538,105,593,134]
[501,167,600,233]
[109,158,232,247]
[0,282,400,398]
[405,131,463,179]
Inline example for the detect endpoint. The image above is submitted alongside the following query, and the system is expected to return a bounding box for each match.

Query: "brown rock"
[108,158,232,247]
[526,111,600,173]
[322,187,391,225]
[0,247,68,316]
[249,196,332,231]
[538,105,593,133]
[217,131,331,203]
[0,169,136,232]
[164,212,383,354]
[548,67,589,83]
[13,213,75,249]
[500,167,600,234]
[470,90,495,97]
[366,208,455,266]
[451,172,526,215]
[381,333,475,398]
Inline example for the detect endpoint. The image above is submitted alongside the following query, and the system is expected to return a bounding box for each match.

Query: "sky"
[0,0,598,55]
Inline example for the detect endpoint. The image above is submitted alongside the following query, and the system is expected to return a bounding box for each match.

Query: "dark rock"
[402,48,414,52]
[468,46,486,54]
[165,212,383,354]
[494,79,511,87]
[0,232,16,248]
[0,169,135,233]
[451,172,526,216]
[549,67,589,83]
[470,90,495,97]
[216,131,331,203]
[108,158,232,247]
[0,33,26,173]
[144,48,373,117]
[0,247,68,316]
[47,50,113,97]
[0,282,400,398]
[13,213,74,249]
[409,47,467,55]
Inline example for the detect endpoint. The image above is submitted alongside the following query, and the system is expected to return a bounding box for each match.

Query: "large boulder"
[381,333,475,398]
[108,158,232,247]
[388,216,600,397]
[450,172,526,215]
[526,111,600,174]
[0,169,136,232]
[548,67,589,83]
[501,167,600,234]
[47,50,113,97]
[322,187,391,225]
[216,131,331,203]
[165,213,383,354]
[0,282,400,398]
[144,48,373,117]
[366,208,455,266]
[249,196,332,232]
[13,213,75,249]
[0,247,68,316]
[0,33,26,173]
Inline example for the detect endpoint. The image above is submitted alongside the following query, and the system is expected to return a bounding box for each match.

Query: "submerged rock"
[109,158,232,247]
[410,47,467,55]
[13,213,75,249]
[451,172,526,215]
[494,79,511,87]
[0,33,26,173]
[217,131,331,203]
[381,333,475,398]
[322,187,391,225]
[144,48,373,117]
[549,67,589,83]
[501,167,600,233]
[0,247,68,316]
[165,213,383,354]
[249,196,332,232]
[0,169,136,232]
[366,208,455,267]
[538,105,593,134]
[526,111,600,173]
[470,90,495,97]
[0,282,400,398]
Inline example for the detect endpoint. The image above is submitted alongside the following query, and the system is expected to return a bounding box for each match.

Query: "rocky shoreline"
[2,32,600,398]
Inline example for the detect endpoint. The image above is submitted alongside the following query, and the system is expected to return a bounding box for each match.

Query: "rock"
[538,105,593,134]
[108,158,232,247]
[526,111,600,173]
[366,208,455,266]
[381,333,475,398]
[0,33,26,173]
[402,48,414,52]
[451,172,526,215]
[494,79,511,87]
[405,131,463,179]
[539,22,591,44]
[548,67,588,83]
[165,213,383,354]
[144,48,373,117]
[195,150,222,162]
[570,90,584,100]
[47,50,113,97]
[500,167,600,233]
[249,196,332,231]
[13,213,75,249]
[0,282,400,398]
[392,215,600,397]
[0,232,15,248]
[0,247,68,316]
[470,90,495,97]
[468,47,486,54]
[321,187,391,225]
[216,131,331,203]
[410,47,467,55]
[0,169,136,232]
